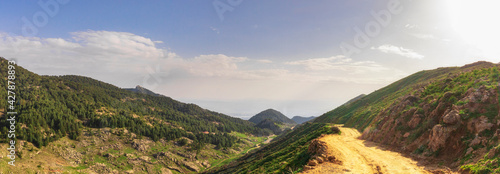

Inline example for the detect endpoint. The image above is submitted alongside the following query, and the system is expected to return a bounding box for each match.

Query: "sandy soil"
[302,127,433,174]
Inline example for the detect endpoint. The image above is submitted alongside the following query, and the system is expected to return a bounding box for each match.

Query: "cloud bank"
[0,30,407,117]
[371,44,424,59]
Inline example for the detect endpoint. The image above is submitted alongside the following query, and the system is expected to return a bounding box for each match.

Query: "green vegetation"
[208,123,336,173]
[248,109,296,125]
[0,57,270,150]
[212,61,500,173]
[316,62,500,133]
[461,155,499,174]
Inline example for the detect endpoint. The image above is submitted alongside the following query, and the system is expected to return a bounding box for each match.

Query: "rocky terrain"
[0,127,270,173]
[321,62,500,173]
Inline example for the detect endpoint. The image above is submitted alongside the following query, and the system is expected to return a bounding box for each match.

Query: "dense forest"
[0,57,271,150]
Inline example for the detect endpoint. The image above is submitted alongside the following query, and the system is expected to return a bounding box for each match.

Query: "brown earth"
[302,126,457,174]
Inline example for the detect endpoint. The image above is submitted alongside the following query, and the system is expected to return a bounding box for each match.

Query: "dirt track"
[302,127,432,174]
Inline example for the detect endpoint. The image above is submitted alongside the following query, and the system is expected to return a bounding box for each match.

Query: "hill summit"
[249,109,296,125]
[124,85,162,97]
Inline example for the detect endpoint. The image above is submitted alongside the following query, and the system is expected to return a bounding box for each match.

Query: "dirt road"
[302,127,432,174]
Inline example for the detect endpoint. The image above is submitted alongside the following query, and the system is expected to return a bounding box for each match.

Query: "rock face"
[428,124,456,151]
[467,116,494,134]
[408,114,422,129]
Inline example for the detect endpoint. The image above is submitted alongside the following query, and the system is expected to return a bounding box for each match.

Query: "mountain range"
[2,57,499,173]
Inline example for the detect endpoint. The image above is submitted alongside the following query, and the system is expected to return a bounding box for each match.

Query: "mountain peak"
[249,109,296,125]
[125,85,161,97]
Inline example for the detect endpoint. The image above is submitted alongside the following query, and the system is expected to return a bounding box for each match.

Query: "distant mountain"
[249,109,296,125]
[291,116,316,124]
[254,119,286,135]
[124,85,162,97]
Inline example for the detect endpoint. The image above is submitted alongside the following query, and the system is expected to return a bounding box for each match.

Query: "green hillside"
[0,57,272,173]
[213,61,500,173]
[206,122,337,174]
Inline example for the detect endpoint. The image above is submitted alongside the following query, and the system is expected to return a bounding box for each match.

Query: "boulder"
[442,109,460,125]
[316,156,324,163]
[328,156,336,162]
[428,124,456,151]
[308,160,318,166]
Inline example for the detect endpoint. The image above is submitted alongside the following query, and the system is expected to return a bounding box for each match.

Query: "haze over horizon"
[1,0,499,118]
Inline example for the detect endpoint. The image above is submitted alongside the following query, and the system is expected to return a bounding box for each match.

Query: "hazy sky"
[1,0,499,119]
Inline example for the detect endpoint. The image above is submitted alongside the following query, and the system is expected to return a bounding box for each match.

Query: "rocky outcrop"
[408,114,423,128]
[442,109,460,125]
[428,124,457,151]
[132,139,151,152]
[304,134,342,170]
[467,116,494,134]
[181,161,200,172]
[89,163,118,174]
[308,138,328,156]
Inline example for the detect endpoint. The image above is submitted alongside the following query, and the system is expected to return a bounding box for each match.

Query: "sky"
[1,0,499,119]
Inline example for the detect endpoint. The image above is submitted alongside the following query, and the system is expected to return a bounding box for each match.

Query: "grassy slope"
[213,61,500,173]
[207,123,336,174]
[315,66,460,130]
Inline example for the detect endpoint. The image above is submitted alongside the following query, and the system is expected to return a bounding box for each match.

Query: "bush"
[179,138,189,146]
[330,127,341,134]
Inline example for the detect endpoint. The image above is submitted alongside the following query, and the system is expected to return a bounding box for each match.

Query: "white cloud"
[182,54,247,77]
[285,55,388,73]
[256,59,272,63]
[0,31,407,110]
[371,44,424,59]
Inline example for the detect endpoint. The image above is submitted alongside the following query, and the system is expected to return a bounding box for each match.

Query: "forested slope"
[0,56,270,150]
